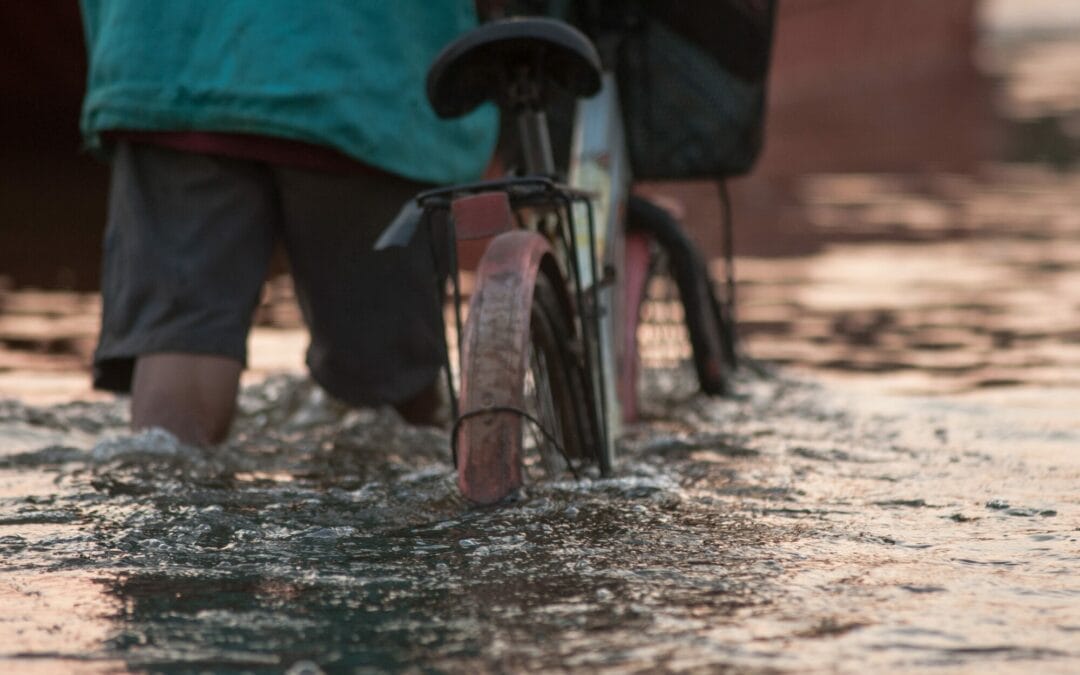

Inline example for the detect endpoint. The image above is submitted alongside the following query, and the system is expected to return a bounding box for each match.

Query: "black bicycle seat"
[426,17,602,119]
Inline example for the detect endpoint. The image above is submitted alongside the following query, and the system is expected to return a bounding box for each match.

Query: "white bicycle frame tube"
[568,72,631,447]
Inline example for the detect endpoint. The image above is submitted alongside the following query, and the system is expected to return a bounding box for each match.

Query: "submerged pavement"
[1,371,1076,673]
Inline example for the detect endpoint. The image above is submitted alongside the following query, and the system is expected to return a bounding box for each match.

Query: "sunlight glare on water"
[1,372,1077,672]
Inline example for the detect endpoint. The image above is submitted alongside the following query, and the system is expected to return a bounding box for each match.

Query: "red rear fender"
[457,230,557,504]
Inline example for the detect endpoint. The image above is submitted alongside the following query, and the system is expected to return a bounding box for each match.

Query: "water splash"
[1,372,1076,672]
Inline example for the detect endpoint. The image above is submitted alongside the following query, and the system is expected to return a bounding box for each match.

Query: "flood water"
[4,7,1080,675]
[2,364,1077,673]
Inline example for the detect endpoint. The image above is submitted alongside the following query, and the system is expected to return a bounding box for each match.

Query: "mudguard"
[456,230,557,504]
[620,230,652,423]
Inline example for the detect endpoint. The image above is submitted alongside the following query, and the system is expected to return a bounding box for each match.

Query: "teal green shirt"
[79,1,497,184]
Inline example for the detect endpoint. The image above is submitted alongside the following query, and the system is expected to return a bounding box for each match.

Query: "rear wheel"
[456,243,599,505]
[521,273,597,483]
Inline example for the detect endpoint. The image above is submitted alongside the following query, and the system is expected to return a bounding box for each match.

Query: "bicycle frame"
[376,14,701,502]
[566,72,631,453]
[478,68,631,470]
[380,15,737,502]
[411,64,639,475]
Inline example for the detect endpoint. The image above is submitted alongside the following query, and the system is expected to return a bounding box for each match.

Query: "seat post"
[516,109,556,176]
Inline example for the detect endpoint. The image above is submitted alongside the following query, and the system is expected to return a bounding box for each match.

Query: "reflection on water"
[736,166,1080,396]
[0,374,1077,672]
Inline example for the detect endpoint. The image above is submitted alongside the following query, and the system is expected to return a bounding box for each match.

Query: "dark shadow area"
[0,2,108,291]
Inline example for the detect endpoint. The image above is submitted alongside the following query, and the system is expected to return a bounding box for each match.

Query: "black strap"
[450,405,579,479]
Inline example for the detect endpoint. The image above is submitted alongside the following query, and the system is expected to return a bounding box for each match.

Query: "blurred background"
[1,0,1079,402]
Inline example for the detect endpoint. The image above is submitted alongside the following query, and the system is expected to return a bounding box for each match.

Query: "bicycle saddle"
[426,17,602,119]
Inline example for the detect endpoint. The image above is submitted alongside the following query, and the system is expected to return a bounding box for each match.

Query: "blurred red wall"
[764,0,991,174]
[0,0,996,288]
[0,1,106,291]
[652,0,996,258]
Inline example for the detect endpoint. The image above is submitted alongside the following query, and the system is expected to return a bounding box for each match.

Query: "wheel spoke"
[523,339,567,480]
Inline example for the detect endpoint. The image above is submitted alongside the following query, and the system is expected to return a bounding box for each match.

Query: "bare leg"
[131,353,243,446]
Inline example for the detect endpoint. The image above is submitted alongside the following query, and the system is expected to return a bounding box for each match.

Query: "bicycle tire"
[456,238,599,504]
[627,195,730,395]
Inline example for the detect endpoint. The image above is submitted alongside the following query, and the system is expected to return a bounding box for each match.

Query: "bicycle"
[378,16,737,504]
